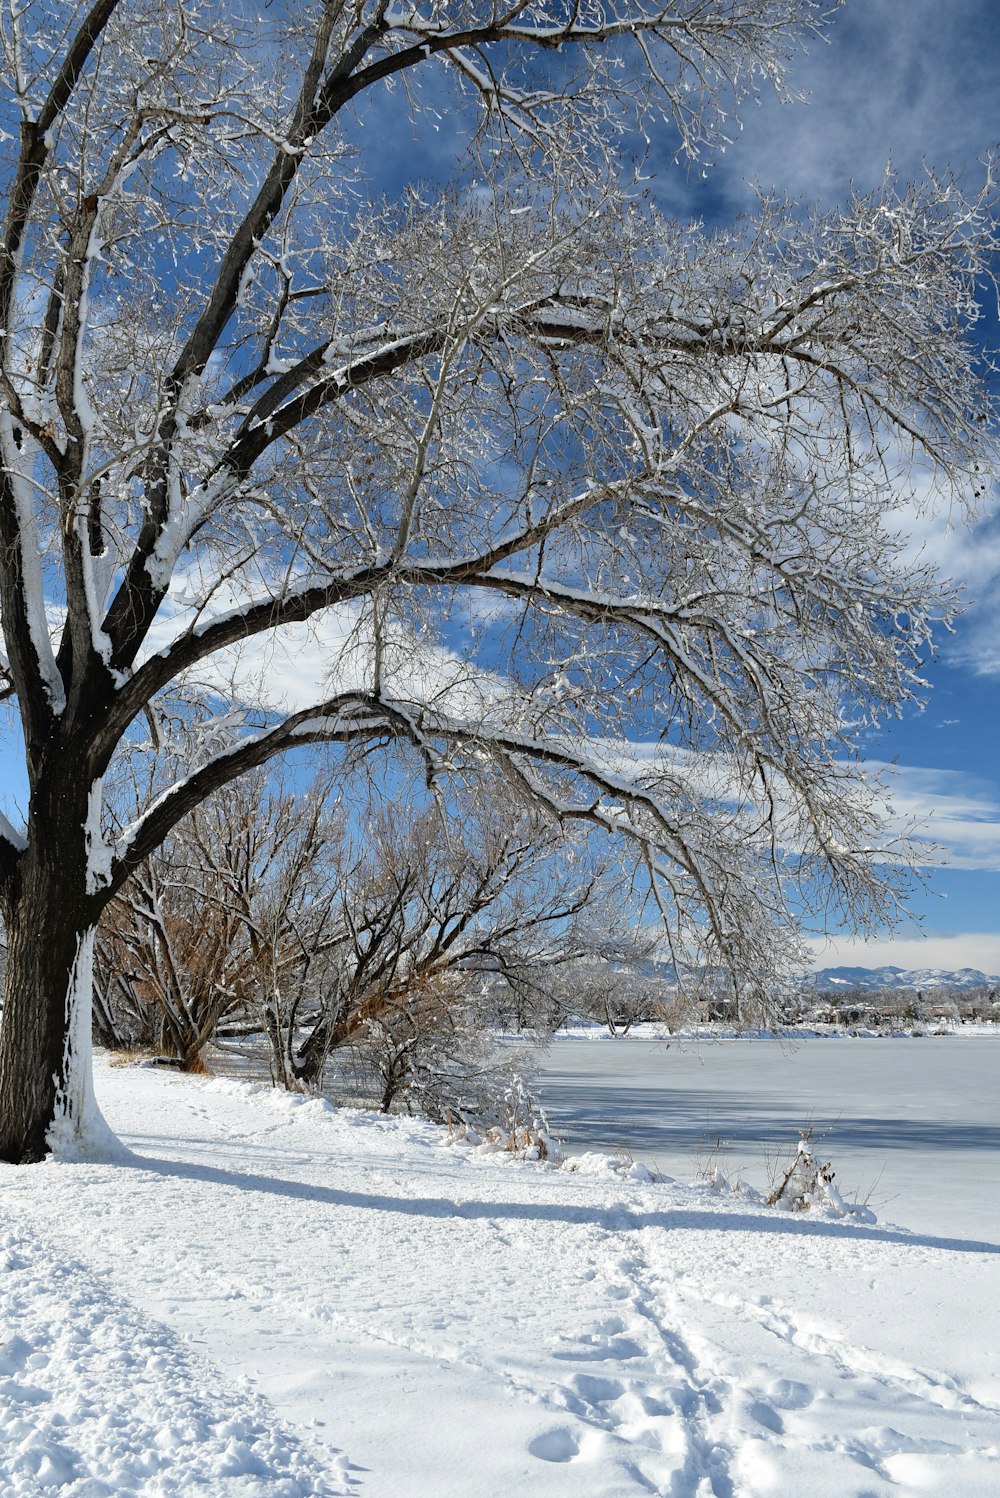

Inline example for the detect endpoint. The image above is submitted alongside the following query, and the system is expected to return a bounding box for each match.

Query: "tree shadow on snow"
[536,1082,1000,1155]
[118,1149,1000,1257]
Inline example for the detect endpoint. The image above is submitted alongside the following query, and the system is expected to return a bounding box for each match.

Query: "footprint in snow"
[767,1377,814,1410]
[745,1399,784,1434]
[570,1373,626,1406]
[528,1428,581,1463]
[553,1336,647,1362]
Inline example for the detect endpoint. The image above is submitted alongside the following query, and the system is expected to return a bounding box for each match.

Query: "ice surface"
[536,1033,1000,1240]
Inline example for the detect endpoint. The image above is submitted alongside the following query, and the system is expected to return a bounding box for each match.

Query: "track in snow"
[2,1062,999,1497]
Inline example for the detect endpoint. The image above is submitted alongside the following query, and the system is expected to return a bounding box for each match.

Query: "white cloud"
[868,762,1000,871]
[140,566,543,737]
[942,516,1000,674]
[699,0,997,210]
[804,930,1000,977]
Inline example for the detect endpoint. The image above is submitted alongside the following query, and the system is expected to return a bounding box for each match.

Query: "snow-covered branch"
[0,0,996,1162]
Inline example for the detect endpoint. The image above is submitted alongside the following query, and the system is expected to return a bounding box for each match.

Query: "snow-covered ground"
[2,1057,999,1497]
[537,1032,1000,1240]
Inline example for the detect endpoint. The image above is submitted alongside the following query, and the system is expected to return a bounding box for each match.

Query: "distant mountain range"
[630,958,1000,992]
[804,965,1000,991]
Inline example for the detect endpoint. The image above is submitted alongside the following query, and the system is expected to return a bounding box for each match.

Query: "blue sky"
[682,0,1000,971]
[2,0,999,972]
[358,0,1000,971]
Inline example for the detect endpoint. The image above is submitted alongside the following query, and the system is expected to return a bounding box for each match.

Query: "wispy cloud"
[805,929,1000,977]
[689,0,999,211]
[870,762,1000,871]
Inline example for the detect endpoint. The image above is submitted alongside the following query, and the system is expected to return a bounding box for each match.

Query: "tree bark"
[0,837,111,1163]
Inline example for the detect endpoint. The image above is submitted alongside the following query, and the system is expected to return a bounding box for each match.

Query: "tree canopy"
[0,0,997,1160]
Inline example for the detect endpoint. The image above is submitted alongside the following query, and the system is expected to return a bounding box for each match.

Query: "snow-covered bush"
[345,975,550,1139]
[443,1066,562,1161]
[766,1131,876,1222]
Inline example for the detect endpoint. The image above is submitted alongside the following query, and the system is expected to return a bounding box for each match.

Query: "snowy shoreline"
[2,1059,999,1497]
[556,1019,1000,1042]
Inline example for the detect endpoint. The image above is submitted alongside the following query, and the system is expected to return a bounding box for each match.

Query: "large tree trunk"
[0,842,116,1164]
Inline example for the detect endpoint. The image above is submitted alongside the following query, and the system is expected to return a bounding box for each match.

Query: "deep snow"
[1,1058,999,1497]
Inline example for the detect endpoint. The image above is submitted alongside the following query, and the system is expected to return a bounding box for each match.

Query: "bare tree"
[165,766,348,1084]
[93,848,248,1065]
[557,962,655,1035]
[94,764,345,1071]
[0,2,996,1160]
[290,792,602,1091]
[94,763,603,1088]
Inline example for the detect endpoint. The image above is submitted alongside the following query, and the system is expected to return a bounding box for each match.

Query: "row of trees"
[88,760,681,1114]
[802,988,1000,1026]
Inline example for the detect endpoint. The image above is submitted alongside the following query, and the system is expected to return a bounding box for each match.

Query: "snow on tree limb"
[0,0,996,1159]
[0,808,27,854]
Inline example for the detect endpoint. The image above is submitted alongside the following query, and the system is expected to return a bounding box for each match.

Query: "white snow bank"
[1,1060,998,1498]
[0,1223,349,1496]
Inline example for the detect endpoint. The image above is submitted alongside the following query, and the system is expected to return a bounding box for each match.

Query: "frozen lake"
[536,1032,1000,1243]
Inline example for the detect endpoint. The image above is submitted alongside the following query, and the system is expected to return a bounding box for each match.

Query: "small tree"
[183,769,349,1087]
[94,852,246,1065]
[93,762,346,1072]
[353,972,465,1115]
[569,964,663,1034]
[266,788,606,1091]
[0,2,997,1160]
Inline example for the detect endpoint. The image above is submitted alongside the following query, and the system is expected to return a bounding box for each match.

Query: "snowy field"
[1,1057,999,1498]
